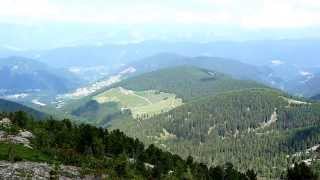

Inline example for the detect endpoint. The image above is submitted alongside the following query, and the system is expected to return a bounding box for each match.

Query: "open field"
[93,87,183,118]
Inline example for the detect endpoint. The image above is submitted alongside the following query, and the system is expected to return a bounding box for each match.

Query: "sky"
[1,0,320,29]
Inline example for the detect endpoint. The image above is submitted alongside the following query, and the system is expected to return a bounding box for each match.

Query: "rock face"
[18,131,34,139]
[0,161,84,180]
[0,131,5,138]
[0,161,52,179]
[0,130,34,149]
[0,118,11,128]
[0,118,34,148]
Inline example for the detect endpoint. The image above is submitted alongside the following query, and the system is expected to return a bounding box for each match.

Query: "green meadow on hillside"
[93,87,183,118]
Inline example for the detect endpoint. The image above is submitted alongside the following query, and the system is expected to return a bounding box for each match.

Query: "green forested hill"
[112,66,267,101]
[67,66,268,126]
[0,99,46,119]
[112,88,320,178]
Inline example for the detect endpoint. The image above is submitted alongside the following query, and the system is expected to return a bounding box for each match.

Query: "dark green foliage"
[0,111,256,179]
[72,100,100,117]
[245,169,257,180]
[71,100,131,126]
[285,162,318,180]
[209,166,224,180]
[116,89,320,178]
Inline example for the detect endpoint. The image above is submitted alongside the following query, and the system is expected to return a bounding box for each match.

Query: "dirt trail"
[132,93,153,105]
[119,87,152,105]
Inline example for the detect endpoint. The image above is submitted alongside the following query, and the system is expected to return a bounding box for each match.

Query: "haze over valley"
[0,0,320,179]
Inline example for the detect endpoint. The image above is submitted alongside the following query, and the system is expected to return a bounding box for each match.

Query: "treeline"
[1,111,258,179]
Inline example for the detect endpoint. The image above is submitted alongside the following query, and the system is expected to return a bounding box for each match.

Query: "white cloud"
[300,71,313,76]
[271,60,285,65]
[0,0,319,29]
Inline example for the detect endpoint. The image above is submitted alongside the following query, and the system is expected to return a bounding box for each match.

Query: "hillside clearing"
[93,87,183,118]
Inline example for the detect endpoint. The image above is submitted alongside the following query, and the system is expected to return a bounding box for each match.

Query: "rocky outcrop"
[0,118,34,148]
[0,130,34,149]
[18,131,34,139]
[0,131,5,138]
[0,118,11,127]
[0,161,84,180]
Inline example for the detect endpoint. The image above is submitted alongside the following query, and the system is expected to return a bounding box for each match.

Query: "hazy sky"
[1,0,320,29]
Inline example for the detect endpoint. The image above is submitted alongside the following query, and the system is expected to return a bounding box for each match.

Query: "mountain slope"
[286,73,320,97]
[112,88,320,177]
[121,53,272,83]
[0,56,81,94]
[0,99,45,119]
[27,39,320,67]
[0,111,258,179]
[67,66,268,126]
[113,66,268,101]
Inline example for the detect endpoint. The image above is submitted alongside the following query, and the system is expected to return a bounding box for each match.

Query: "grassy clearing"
[0,143,51,162]
[93,87,183,118]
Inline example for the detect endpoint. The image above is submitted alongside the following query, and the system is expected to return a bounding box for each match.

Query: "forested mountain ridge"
[65,66,268,126]
[119,53,274,84]
[35,66,320,178]
[112,88,320,178]
[114,53,320,97]
[110,66,268,101]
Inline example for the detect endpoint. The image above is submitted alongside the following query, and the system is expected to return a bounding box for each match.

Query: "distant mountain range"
[19,39,319,68]
[7,39,315,97]
[0,22,319,50]
[265,64,320,97]
[312,94,320,100]
[2,39,318,68]
[2,39,319,97]
[0,99,45,119]
[117,53,320,97]
[0,56,82,94]
[118,53,276,85]
[0,52,317,106]
[286,73,320,97]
